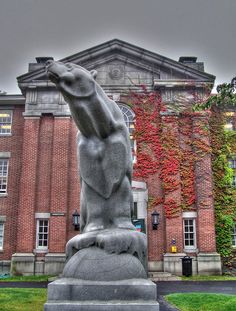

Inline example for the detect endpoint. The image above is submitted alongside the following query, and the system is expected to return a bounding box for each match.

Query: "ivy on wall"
[128,82,236,258]
[195,82,236,257]
[179,115,196,210]
[128,87,163,179]
[128,87,210,218]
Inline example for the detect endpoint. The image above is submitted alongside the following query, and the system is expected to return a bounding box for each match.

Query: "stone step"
[149,272,172,278]
[148,272,181,281]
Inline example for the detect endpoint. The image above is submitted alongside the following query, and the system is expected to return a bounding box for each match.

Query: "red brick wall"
[161,115,183,253]
[0,106,24,259]
[35,115,54,213]
[146,172,165,261]
[49,117,71,253]
[67,122,80,242]
[13,115,80,255]
[142,113,217,261]
[16,117,41,252]
[0,106,218,263]
[193,116,216,252]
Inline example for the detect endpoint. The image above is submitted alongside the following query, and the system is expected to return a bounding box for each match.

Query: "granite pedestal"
[44,278,159,311]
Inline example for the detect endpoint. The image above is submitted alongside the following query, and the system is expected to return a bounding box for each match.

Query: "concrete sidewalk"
[0,281,48,288]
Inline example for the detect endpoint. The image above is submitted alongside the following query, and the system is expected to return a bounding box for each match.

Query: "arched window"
[118,104,136,162]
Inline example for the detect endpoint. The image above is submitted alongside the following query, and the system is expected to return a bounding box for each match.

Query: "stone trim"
[0,216,6,222]
[0,152,11,158]
[182,211,197,218]
[35,212,50,219]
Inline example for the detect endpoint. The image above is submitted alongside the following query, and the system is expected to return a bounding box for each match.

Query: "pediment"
[18,39,215,90]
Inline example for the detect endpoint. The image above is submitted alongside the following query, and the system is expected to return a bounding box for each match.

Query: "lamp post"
[72,210,80,231]
[151,210,160,230]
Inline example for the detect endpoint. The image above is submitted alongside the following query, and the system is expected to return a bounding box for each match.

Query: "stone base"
[0,260,11,274]
[197,253,222,275]
[11,253,35,276]
[44,301,158,310]
[163,253,198,276]
[44,278,159,311]
[45,253,66,275]
[148,261,163,272]
[10,253,66,276]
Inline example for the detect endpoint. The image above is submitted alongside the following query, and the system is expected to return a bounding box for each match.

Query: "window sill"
[0,134,12,137]
[184,248,198,253]
[33,249,49,254]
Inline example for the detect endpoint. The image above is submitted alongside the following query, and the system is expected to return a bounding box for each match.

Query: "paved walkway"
[0,280,236,311]
[155,281,236,311]
[0,281,48,288]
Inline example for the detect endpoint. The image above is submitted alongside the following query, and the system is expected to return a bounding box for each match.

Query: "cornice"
[17,39,215,86]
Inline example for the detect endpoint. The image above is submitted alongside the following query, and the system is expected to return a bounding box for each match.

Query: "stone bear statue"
[46,61,147,273]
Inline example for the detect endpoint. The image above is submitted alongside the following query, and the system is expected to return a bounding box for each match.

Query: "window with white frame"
[228,157,236,169]
[118,104,136,162]
[0,111,12,135]
[232,176,236,187]
[0,159,9,194]
[224,112,235,131]
[36,219,49,249]
[232,224,236,247]
[0,222,4,250]
[183,218,196,249]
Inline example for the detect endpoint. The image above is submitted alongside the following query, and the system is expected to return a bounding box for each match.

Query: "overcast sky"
[0,0,235,94]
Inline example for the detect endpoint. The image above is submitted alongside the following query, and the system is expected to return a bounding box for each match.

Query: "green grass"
[166,293,236,311]
[0,288,47,311]
[181,275,236,281]
[0,275,53,282]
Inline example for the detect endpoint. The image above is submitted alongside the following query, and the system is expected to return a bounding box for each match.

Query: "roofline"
[0,94,25,105]
[17,39,215,83]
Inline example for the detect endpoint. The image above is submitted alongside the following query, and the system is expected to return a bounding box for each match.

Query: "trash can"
[181,256,192,276]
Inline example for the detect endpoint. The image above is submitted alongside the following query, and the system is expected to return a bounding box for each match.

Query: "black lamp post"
[72,210,80,231]
[151,210,160,230]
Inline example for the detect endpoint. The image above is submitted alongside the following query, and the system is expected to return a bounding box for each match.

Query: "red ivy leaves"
[130,89,163,179]
[128,89,211,218]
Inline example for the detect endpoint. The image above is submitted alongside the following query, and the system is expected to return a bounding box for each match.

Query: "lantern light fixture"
[72,209,80,231]
[151,210,160,230]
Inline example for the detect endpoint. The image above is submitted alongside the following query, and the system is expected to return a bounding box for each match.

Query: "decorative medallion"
[108,65,124,80]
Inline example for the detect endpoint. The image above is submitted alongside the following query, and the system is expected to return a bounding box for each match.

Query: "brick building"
[0,39,222,276]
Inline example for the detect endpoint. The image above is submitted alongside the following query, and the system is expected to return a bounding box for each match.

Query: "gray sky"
[0,0,235,94]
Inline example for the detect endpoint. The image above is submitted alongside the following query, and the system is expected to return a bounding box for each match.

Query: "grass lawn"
[166,293,236,311]
[181,275,236,281]
[0,288,47,311]
[0,275,53,282]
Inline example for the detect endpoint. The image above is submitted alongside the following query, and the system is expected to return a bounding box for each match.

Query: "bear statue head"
[46,60,98,100]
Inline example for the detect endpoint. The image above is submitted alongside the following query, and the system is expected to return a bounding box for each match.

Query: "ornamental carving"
[108,65,124,80]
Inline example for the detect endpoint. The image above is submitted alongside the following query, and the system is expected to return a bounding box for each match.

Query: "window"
[232,224,236,247]
[36,219,49,249]
[0,111,12,135]
[0,159,9,194]
[224,112,235,131]
[232,176,236,187]
[228,158,236,169]
[118,104,136,162]
[183,218,196,249]
[0,223,4,250]
[132,202,138,220]
[228,157,236,187]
